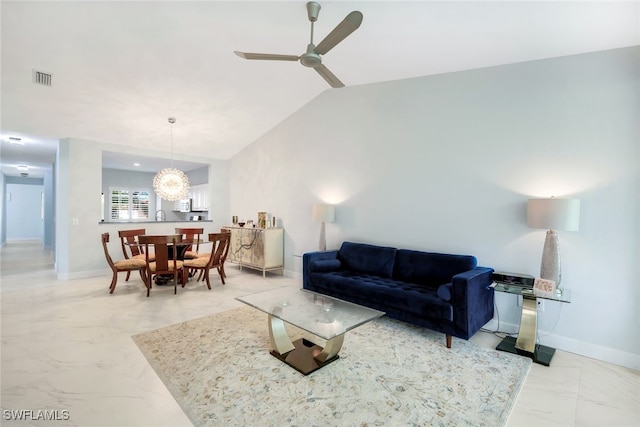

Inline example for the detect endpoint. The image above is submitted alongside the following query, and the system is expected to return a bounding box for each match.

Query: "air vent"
[32,69,53,86]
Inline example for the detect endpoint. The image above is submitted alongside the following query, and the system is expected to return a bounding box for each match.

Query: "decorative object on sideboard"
[312,203,335,251]
[527,197,580,293]
[153,117,190,201]
[237,222,246,227]
[258,211,267,228]
[232,216,238,225]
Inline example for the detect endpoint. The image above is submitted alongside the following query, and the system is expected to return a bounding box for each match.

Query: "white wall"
[228,47,639,368]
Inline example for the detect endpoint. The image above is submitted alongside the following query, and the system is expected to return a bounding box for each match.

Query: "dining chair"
[175,227,204,259]
[197,227,231,279]
[138,234,186,296]
[183,233,231,289]
[101,233,147,294]
[118,228,154,281]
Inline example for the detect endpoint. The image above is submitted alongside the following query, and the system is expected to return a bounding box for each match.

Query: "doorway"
[6,182,44,241]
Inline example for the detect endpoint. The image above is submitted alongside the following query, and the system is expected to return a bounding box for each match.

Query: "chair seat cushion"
[114,259,146,270]
[183,251,199,259]
[132,253,155,262]
[149,261,184,273]
[197,252,211,258]
[183,257,210,268]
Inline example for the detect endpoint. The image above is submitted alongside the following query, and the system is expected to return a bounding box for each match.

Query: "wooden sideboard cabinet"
[222,226,284,277]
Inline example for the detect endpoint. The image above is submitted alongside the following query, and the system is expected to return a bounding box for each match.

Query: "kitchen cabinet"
[189,184,209,211]
[222,226,283,277]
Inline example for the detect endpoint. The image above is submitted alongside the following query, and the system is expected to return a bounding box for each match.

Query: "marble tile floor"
[1,241,638,426]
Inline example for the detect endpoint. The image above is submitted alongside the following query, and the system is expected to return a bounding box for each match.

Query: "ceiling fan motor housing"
[300,49,321,68]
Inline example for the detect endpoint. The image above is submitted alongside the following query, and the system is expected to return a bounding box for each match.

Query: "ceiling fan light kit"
[234,1,363,88]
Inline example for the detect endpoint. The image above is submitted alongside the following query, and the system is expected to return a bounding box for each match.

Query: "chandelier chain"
[169,117,175,168]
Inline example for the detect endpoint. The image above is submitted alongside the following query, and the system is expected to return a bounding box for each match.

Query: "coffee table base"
[268,312,345,375]
[270,338,340,375]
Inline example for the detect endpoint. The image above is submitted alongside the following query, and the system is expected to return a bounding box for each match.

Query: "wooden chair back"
[101,233,116,270]
[118,228,146,258]
[138,234,184,295]
[175,227,204,253]
[207,232,231,268]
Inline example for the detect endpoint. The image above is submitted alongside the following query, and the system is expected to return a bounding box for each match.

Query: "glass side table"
[493,283,571,366]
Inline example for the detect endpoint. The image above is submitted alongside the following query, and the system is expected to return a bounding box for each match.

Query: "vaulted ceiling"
[1,1,637,177]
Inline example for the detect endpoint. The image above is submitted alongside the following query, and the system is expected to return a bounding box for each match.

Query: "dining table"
[125,236,210,286]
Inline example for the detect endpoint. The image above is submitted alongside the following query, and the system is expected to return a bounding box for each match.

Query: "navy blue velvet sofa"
[303,241,494,348]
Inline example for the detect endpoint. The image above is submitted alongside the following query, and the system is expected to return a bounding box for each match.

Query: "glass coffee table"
[236,287,385,375]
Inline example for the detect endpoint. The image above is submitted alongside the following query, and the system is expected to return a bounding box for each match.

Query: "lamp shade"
[527,198,581,231]
[312,204,335,223]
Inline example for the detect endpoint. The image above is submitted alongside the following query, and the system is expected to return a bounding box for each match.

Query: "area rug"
[132,306,531,427]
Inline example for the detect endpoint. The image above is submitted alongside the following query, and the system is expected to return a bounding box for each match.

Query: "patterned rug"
[133,306,531,427]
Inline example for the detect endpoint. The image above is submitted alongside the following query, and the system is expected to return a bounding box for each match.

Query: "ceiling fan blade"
[314,64,345,88]
[314,11,363,55]
[234,51,299,61]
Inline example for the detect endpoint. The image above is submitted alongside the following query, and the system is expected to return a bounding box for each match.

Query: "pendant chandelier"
[153,117,190,201]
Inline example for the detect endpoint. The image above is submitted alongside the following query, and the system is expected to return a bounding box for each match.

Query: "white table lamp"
[527,198,580,290]
[312,204,335,251]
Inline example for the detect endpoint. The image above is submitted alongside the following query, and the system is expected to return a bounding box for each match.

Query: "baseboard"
[483,319,639,370]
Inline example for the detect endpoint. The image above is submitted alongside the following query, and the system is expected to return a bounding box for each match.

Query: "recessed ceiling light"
[133,162,141,167]
[17,165,29,171]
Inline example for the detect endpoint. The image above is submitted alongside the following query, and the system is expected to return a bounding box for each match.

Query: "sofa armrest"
[451,267,495,338]
[303,250,339,289]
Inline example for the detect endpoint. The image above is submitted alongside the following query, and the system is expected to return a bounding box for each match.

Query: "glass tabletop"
[492,282,571,303]
[236,287,385,340]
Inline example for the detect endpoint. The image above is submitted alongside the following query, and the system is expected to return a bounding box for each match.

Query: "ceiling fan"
[234,2,363,88]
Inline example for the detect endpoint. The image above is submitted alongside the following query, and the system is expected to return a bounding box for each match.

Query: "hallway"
[0,240,54,277]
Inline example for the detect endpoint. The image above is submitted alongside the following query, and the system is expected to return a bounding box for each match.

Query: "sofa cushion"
[310,259,342,272]
[338,242,397,278]
[436,283,452,302]
[393,250,477,290]
[308,271,453,322]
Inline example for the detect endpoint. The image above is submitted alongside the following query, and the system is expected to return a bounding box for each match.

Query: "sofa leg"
[446,335,452,349]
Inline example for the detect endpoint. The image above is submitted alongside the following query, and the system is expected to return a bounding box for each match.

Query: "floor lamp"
[526,198,581,292]
[312,204,335,251]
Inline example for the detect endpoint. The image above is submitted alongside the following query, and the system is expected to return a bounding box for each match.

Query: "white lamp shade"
[527,198,581,231]
[312,204,335,223]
